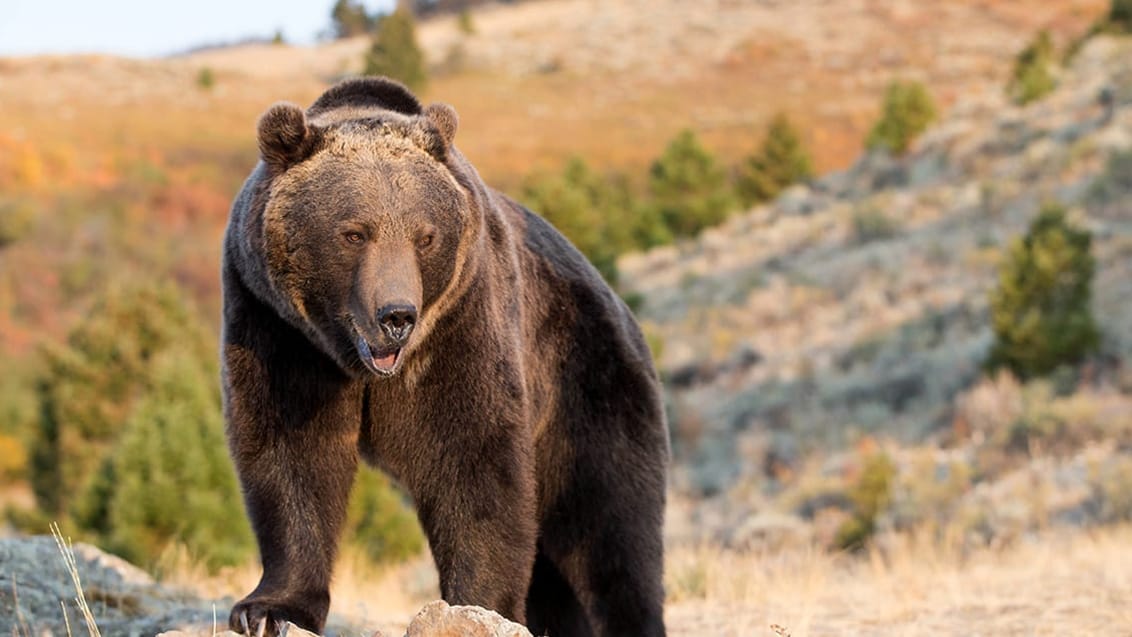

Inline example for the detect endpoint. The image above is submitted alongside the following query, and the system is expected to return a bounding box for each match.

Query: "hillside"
[181,0,1109,178]
[3,1,1132,635]
[0,0,1109,359]
[624,34,1132,543]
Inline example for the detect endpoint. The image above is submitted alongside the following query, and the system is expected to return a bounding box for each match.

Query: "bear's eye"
[343,231,365,244]
[417,233,435,249]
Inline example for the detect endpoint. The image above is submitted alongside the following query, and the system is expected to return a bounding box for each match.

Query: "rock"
[0,535,213,636]
[404,600,532,637]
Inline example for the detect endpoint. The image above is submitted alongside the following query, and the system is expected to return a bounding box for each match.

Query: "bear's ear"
[423,102,458,147]
[257,102,318,171]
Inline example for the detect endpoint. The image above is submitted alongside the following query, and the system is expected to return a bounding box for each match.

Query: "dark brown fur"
[222,77,668,637]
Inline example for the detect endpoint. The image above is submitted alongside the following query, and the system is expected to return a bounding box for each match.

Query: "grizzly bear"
[221,77,668,637]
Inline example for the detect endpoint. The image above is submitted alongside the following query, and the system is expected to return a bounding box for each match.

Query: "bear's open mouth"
[355,334,402,376]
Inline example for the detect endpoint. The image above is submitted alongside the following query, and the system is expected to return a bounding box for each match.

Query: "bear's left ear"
[257,102,319,171]
[423,102,458,147]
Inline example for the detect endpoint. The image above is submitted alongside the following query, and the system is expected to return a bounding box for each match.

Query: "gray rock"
[0,535,214,636]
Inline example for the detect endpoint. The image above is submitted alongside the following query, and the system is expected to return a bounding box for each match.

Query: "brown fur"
[222,77,668,637]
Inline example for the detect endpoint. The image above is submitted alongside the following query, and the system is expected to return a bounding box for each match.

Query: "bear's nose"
[377,304,417,345]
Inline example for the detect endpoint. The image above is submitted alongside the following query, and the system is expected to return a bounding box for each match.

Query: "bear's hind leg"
[537,474,667,637]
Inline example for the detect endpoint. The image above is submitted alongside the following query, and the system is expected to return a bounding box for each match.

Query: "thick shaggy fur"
[222,77,668,637]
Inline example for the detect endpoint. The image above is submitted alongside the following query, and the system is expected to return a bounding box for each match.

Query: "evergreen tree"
[1109,0,1132,32]
[521,157,665,284]
[96,350,253,571]
[648,129,736,238]
[331,0,374,39]
[1008,30,1057,106]
[364,9,428,91]
[986,203,1100,379]
[866,80,937,155]
[735,113,814,206]
[30,282,210,518]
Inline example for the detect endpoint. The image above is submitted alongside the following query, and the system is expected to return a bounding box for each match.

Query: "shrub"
[866,81,937,155]
[0,197,36,248]
[30,282,211,517]
[1008,31,1057,105]
[82,350,253,572]
[196,67,215,91]
[648,129,736,238]
[1109,0,1132,32]
[1086,150,1132,216]
[457,9,476,35]
[735,113,814,207]
[986,203,1100,380]
[364,9,427,92]
[521,157,663,284]
[851,205,901,243]
[0,434,27,482]
[835,451,895,551]
[347,468,424,564]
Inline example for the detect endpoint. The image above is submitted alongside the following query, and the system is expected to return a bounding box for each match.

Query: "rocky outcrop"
[0,536,213,636]
[0,535,532,637]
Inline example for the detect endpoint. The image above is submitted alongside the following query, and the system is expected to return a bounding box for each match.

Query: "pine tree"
[648,129,736,238]
[735,113,814,206]
[866,81,937,155]
[364,9,428,91]
[1008,30,1057,106]
[331,0,373,39]
[521,158,664,285]
[97,350,254,571]
[30,282,210,518]
[986,203,1100,379]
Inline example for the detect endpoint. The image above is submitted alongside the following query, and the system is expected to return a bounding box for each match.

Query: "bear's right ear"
[257,102,318,171]
[423,103,458,147]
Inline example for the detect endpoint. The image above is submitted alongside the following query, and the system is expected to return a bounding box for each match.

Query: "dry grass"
[157,545,438,636]
[152,525,1132,636]
[664,525,1132,635]
[50,522,102,637]
[0,0,1108,191]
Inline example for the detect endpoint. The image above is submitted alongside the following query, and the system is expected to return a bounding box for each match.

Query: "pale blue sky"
[0,0,396,58]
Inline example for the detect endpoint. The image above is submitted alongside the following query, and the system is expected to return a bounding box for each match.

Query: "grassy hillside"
[626,33,1132,548]
[2,0,1132,633]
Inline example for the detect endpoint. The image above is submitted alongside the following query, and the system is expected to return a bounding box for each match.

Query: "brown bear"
[221,77,668,637]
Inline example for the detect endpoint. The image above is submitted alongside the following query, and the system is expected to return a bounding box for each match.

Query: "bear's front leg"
[223,296,363,636]
[402,408,538,623]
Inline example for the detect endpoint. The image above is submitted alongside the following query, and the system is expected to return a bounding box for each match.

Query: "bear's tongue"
[373,350,398,371]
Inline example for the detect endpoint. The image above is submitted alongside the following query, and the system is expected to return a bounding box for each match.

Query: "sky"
[0,0,396,58]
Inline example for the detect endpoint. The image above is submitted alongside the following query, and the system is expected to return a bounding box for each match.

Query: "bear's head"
[254,78,470,378]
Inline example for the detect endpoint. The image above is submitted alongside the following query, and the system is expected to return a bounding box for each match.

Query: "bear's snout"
[378,303,417,346]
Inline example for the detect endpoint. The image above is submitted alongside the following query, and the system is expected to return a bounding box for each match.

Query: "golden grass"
[150,525,1132,636]
[51,522,102,637]
[157,545,437,636]
[664,525,1132,635]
